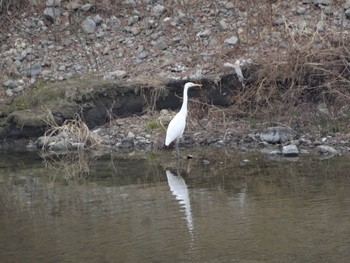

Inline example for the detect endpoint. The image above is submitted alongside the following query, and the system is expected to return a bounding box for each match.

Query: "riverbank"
[1,0,350,157]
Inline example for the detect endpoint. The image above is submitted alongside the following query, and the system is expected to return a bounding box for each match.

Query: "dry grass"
[43,112,102,150]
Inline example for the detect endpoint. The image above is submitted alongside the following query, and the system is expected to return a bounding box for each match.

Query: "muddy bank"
[1,1,350,157]
[0,66,349,158]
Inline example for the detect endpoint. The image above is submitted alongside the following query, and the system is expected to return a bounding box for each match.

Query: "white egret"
[165,82,202,157]
[224,59,246,84]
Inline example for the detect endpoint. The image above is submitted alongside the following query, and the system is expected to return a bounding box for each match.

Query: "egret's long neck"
[180,86,189,115]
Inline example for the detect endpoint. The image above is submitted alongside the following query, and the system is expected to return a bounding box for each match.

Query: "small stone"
[5,89,14,97]
[82,17,96,34]
[13,86,24,93]
[196,29,211,38]
[153,38,167,50]
[260,126,296,144]
[128,16,139,26]
[130,26,140,36]
[103,70,127,80]
[317,103,330,116]
[102,46,110,55]
[313,0,332,5]
[43,7,61,22]
[120,137,134,149]
[138,50,148,59]
[71,142,85,149]
[93,14,103,24]
[317,145,338,156]
[323,6,333,15]
[282,144,299,157]
[203,160,210,165]
[345,9,350,19]
[127,131,135,139]
[273,17,285,26]
[224,2,235,9]
[296,6,306,15]
[3,79,17,89]
[240,159,251,167]
[22,63,42,77]
[49,141,70,152]
[218,20,228,31]
[81,3,91,11]
[345,0,350,9]
[224,36,238,46]
[153,4,165,17]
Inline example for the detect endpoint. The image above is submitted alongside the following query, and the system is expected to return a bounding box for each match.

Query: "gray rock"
[130,26,140,36]
[13,55,25,62]
[313,0,332,5]
[93,15,103,25]
[153,38,167,50]
[196,29,211,38]
[22,63,42,77]
[128,16,139,26]
[2,79,18,89]
[202,160,210,165]
[46,0,61,6]
[1,44,10,52]
[224,36,238,46]
[5,89,14,97]
[71,142,85,150]
[152,4,165,17]
[138,50,148,59]
[345,9,350,19]
[317,103,330,116]
[127,131,135,139]
[323,6,333,15]
[102,46,110,55]
[49,141,70,152]
[82,18,96,34]
[345,0,350,9]
[81,3,92,11]
[224,2,235,10]
[260,126,296,144]
[13,86,24,93]
[282,144,299,157]
[120,137,134,149]
[218,20,228,31]
[273,17,285,26]
[103,70,127,80]
[296,6,306,15]
[43,7,61,22]
[317,145,338,156]
[316,22,325,32]
[13,60,21,69]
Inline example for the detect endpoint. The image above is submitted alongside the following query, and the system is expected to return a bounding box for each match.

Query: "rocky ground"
[1,0,350,158]
[2,0,350,93]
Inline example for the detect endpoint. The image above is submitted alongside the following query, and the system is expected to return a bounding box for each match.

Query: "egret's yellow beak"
[194,84,202,89]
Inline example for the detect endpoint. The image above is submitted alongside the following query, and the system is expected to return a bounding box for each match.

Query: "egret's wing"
[165,113,186,146]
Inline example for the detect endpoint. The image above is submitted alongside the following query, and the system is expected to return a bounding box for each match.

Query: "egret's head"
[184,82,202,89]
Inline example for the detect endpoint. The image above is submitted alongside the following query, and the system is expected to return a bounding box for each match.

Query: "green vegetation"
[146,119,161,130]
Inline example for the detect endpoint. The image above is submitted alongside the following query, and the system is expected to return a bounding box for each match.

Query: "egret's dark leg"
[175,139,180,158]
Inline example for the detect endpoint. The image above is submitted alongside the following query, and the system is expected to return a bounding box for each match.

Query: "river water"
[1,148,350,263]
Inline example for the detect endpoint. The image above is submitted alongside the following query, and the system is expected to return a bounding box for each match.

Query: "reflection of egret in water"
[166,170,194,237]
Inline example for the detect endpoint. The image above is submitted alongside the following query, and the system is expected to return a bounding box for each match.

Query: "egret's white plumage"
[165,82,202,156]
[224,59,246,83]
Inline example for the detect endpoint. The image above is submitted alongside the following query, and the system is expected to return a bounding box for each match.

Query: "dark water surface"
[1,149,350,263]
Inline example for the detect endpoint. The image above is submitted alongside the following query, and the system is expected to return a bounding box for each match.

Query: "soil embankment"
[1,0,350,155]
